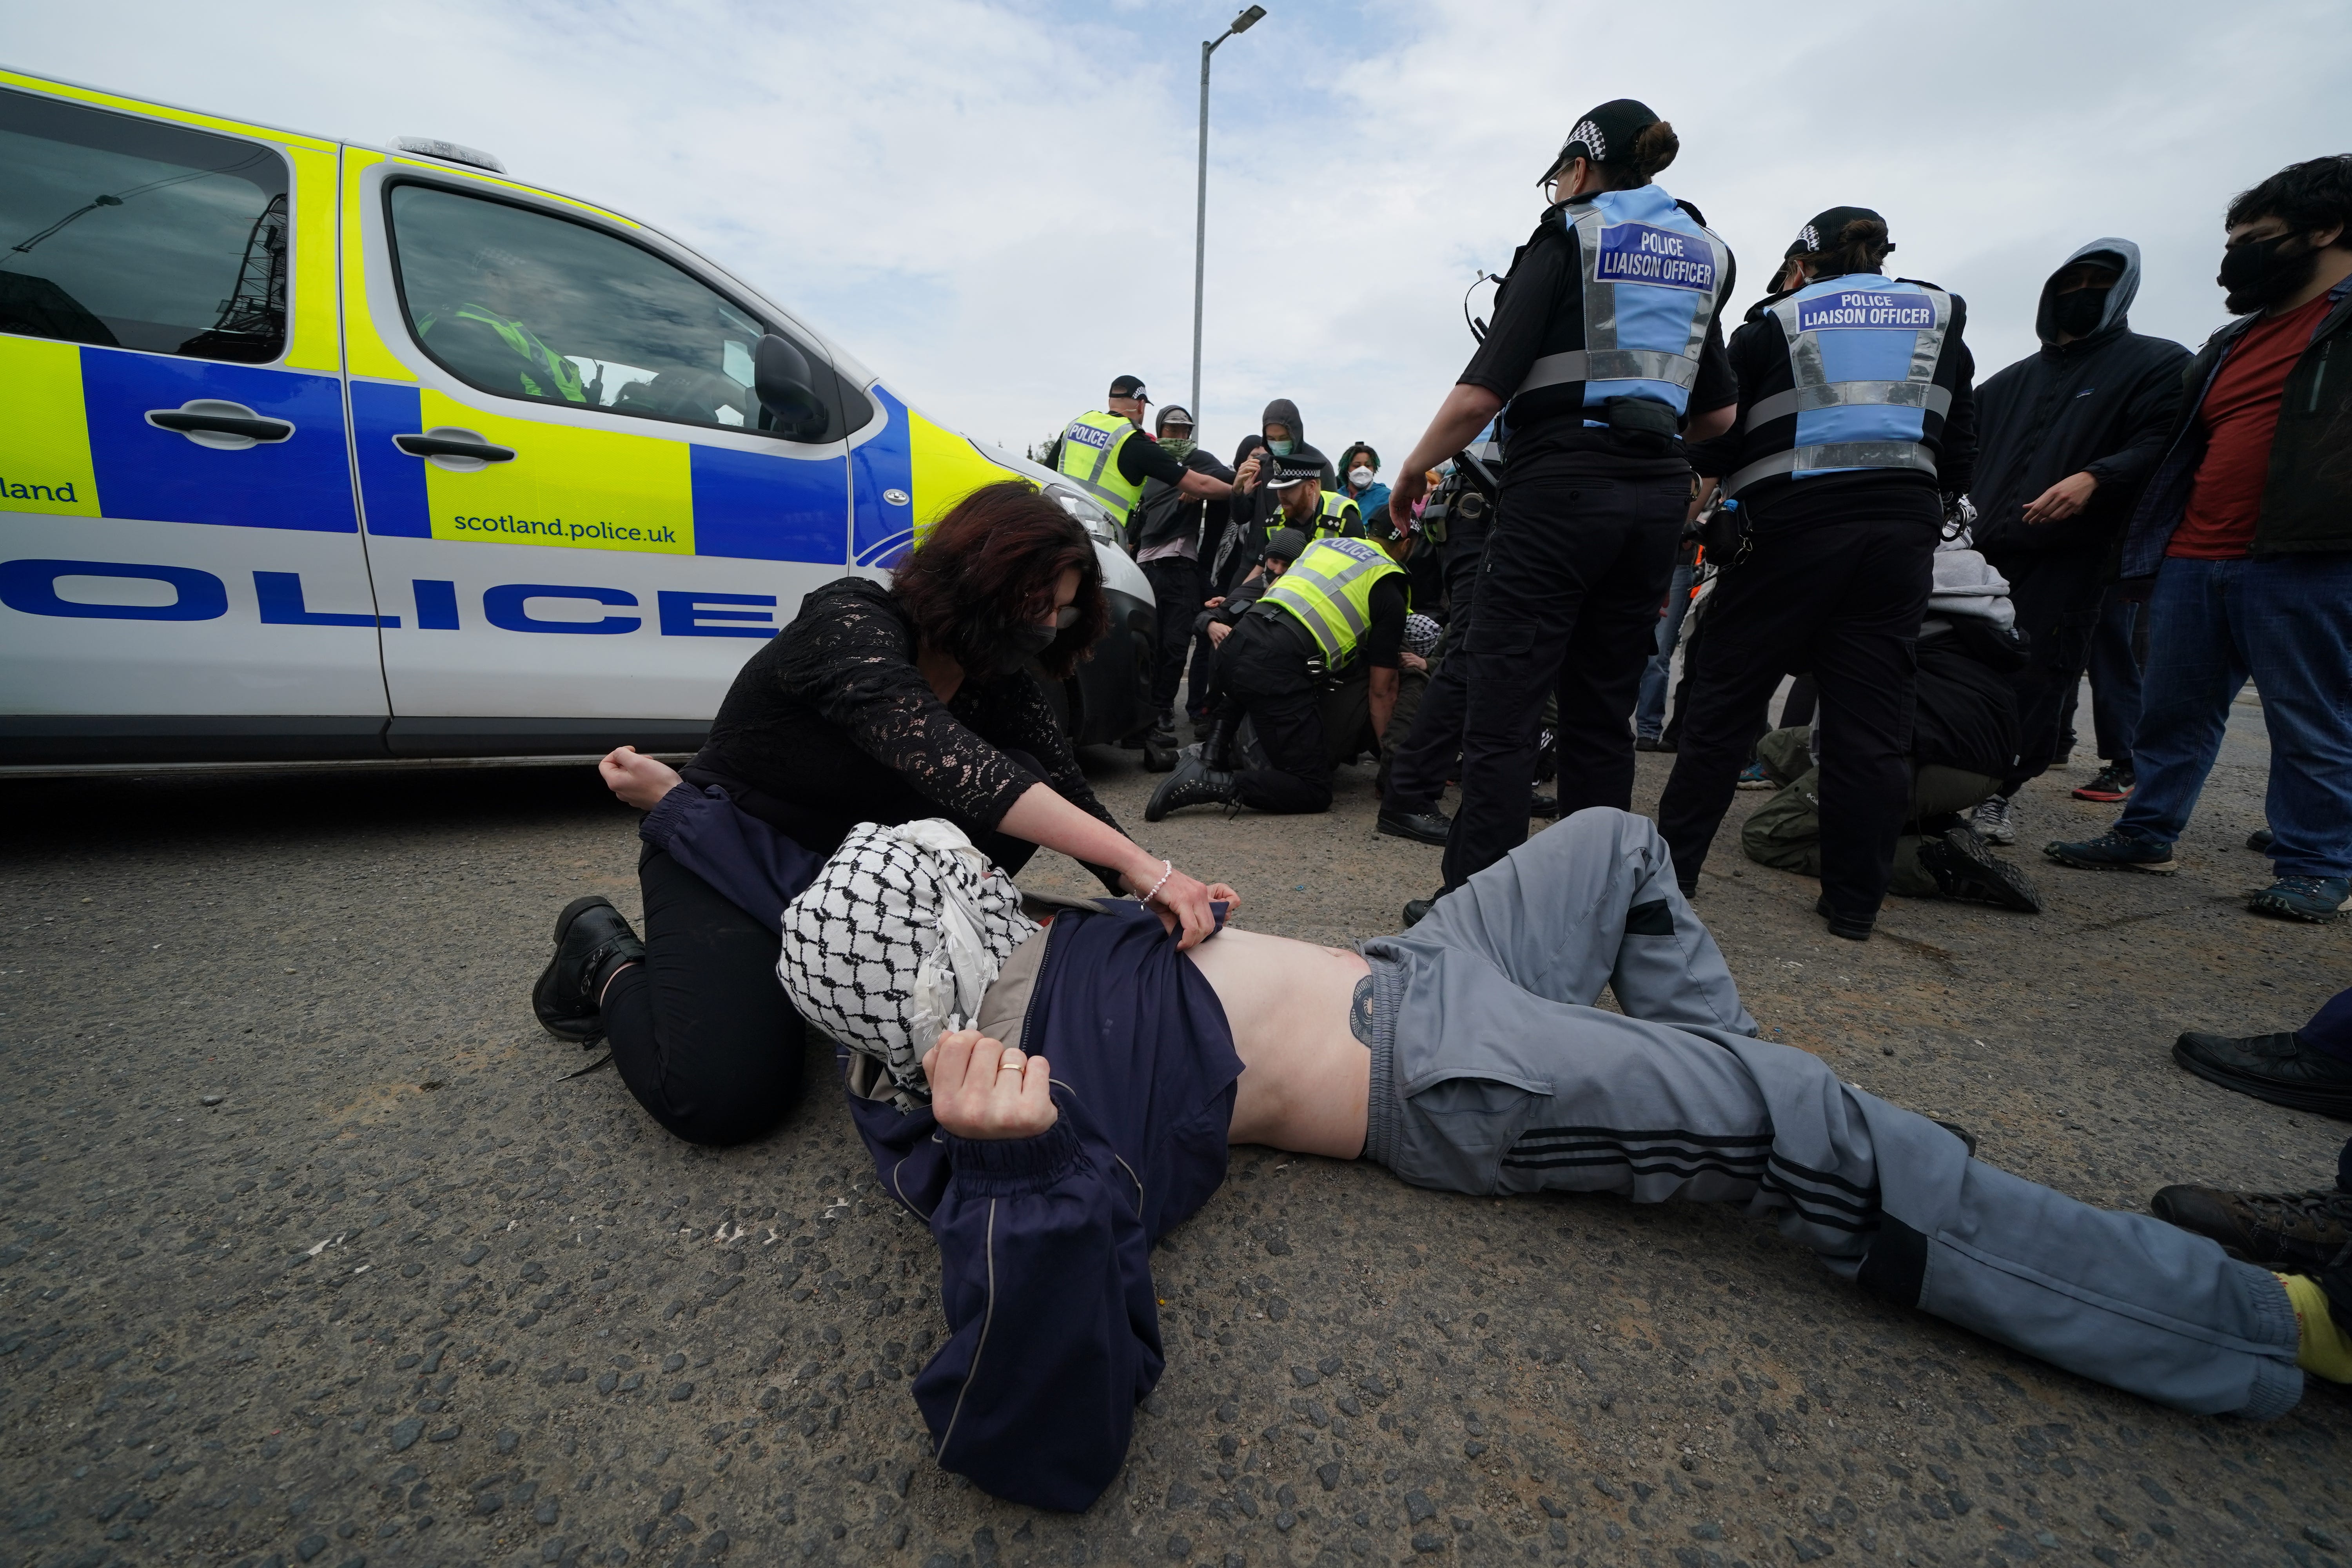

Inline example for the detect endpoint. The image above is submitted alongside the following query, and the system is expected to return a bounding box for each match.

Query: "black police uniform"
[1659,218,1977,935]
[1439,183,1736,891]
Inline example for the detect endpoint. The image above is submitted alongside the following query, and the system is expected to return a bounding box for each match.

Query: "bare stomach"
[1183,928,1371,1160]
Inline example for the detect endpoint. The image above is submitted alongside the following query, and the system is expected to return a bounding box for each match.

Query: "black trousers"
[1214,615,1333,814]
[1442,464,1686,891]
[604,788,1044,1147]
[1981,547,2107,797]
[1383,523,1491,815]
[1141,555,1203,715]
[1656,514,1938,920]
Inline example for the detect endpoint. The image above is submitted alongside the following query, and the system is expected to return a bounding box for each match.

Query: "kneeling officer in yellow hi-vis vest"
[1053,374,1242,531]
[1146,535,1407,819]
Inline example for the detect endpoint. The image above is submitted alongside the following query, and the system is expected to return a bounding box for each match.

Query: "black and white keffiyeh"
[777,819,1040,1102]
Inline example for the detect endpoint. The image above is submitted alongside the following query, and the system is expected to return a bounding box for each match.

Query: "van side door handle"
[393,433,517,462]
[145,400,294,448]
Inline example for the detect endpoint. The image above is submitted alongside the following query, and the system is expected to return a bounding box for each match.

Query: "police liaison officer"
[1054,374,1243,531]
[1381,100,1739,923]
[1143,533,1408,820]
[1657,207,1977,941]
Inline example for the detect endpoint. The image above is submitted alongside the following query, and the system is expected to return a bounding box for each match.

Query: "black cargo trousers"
[1655,508,1938,922]
[1441,457,1688,891]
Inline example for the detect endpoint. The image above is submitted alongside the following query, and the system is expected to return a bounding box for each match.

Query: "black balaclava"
[2049,288,2110,338]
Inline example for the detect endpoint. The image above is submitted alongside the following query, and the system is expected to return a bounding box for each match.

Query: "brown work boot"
[2149,1183,2352,1271]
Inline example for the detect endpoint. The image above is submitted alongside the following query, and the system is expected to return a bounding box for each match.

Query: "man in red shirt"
[2048,155,2352,940]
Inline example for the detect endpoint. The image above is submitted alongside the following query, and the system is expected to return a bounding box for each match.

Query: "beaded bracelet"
[1141,859,1175,904]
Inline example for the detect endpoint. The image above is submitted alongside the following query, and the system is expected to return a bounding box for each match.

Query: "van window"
[388,183,849,440]
[0,88,289,363]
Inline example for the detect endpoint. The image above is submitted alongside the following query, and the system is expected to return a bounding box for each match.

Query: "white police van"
[0,69,1151,769]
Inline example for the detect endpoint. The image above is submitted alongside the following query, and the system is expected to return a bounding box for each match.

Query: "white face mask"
[1348,466,1376,489]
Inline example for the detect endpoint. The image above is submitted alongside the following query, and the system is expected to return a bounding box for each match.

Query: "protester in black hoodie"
[1967,240,2190,836]
[1189,399,1327,732]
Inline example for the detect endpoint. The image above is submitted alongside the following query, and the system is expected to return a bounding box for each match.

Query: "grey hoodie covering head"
[2033,236,2140,345]
[1969,239,2191,555]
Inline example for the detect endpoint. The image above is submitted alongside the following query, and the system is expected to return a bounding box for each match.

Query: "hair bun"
[1631,120,1680,180]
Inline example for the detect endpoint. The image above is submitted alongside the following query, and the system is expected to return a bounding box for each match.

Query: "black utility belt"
[1243,603,1348,682]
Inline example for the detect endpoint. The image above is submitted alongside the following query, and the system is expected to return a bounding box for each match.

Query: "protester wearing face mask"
[1959,241,2190,843]
[528,483,1239,1148]
[1339,443,1391,525]
[2048,155,2352,926]
[1212,398,1334,592]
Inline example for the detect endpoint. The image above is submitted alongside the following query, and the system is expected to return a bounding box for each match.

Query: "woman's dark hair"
[890,481,1107,681]
[1793,216,1893,278]
[2227,154,2352,245]
[1342,442,1380,472]
[1597,121,1679,190]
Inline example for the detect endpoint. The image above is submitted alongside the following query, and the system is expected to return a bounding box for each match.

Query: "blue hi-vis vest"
[1724,274,1955,496]
[1512,184,1730,421]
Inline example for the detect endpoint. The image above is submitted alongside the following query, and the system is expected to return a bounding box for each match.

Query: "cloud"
[11,0,2350,465]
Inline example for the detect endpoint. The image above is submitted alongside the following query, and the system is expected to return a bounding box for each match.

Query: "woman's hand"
[599,745,684,810]
[1208,621,1232,646]
[924,1030,1056,1140]
[1127,862,1236,951]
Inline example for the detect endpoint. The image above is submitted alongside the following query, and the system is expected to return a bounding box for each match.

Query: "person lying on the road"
[620,756,2319,1513]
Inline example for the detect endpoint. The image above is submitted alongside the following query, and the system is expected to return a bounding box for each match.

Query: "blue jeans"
[2114,554,2352,878]
[1635,562,1697,739]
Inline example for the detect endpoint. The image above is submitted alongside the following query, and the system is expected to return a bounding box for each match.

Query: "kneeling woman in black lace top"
[533,482,1238,1145]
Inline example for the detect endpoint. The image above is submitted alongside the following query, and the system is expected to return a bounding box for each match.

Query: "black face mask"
[2049,287,2110,338]
[2219,233,2319,314]
[996,620,1059,669]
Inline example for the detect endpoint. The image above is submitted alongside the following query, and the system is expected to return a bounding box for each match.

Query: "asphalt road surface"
[5,690,2347,1568]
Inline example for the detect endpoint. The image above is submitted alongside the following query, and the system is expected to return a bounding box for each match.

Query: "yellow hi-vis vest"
[1055,410,1147,520]
[419,303,586,402]
[1264,489,1361,545]
[1262,537,1403,666]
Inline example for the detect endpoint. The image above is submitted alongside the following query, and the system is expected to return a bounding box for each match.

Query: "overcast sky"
[14,1,2351,466]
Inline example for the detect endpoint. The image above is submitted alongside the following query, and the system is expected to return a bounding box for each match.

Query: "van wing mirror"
[754,334,829,440]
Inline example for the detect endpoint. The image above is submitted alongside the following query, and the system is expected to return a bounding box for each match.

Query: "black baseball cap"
[1156,405,1194,433]
[1543,98,1659,183]
[1787,206,1891,258]
[1263,527,1310,563]
[1108,374,1149,402]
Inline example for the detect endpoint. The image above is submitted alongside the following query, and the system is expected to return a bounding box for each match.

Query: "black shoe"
[1635,735,1666,753]
[1141,728,1179,773]
[532,895,645,1045]
[1145,752,1238,821]
[2249,826,2276,853]
[2151,1183,2352,1270]
[2173,1029,2352,1117]
[1917,825,2044,913]
[1814,895,1873,941]
[1934,1120,1980,1158]
[1402,895,1438,928]
[1529,793,1560,819]
[1378,806,1452,846]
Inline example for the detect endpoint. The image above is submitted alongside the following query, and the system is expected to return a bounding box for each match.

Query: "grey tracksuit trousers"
[1361,808,2301,1420]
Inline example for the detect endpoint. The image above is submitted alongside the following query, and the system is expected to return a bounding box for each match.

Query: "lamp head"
[1232,5,1267,32]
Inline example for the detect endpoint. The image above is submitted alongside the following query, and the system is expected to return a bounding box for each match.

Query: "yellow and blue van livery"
[0,69,1150,767]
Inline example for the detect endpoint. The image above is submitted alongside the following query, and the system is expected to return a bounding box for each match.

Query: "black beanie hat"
[1263,528,1310,564]
[1545,98,1660,182]
[1787,206,1891,259]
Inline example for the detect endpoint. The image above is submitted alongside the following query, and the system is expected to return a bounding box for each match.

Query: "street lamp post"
[1191,4,1266,433]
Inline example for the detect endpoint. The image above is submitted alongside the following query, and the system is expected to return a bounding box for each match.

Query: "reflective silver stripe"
[1267,546,1389,654]
[1515,348,1701,396]
[1909,288,1954,386]
[1722,441,1940,497]
[1570,204,1618,353]
[1742,381,1954,430]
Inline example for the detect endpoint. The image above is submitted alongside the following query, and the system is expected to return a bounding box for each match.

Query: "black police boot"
[1917,824,2045,913]
[1141,708,1180,773]
[1530,792,1560,819]
[1378,804,1452,846]
[1401,889,1446,928]
[532,896,646,1045]
[1145,751,1238,821]
[1814,895,1874,942]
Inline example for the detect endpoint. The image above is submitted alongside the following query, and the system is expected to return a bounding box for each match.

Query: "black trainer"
[1377,806,1452,846]
[2172,1029,2352,1117]
[1814,895,1873,942]
[1917,824,2044,913]
[2151,1183,2352,1270]
[1144,752,1238,821]
[532,895,646,1045]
